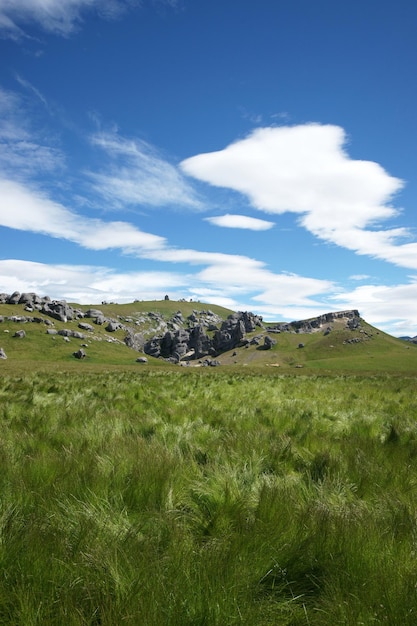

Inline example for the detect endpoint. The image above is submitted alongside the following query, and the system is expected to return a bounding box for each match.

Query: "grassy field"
[1,368,417,624]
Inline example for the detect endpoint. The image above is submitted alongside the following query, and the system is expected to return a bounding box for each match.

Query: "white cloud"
[331,279,417,336]
[181,124,417,270]
[0,87,63,176]
[0,178,336,315]
[205,213,275,231]
[88,132,202,210]
[0,259,186,303]
[15,74,49,109]
[0,0,135,39]
[349,274,371,281]
[0,178,166,250]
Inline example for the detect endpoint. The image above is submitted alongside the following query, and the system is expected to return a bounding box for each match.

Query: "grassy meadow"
[0,368,417,624]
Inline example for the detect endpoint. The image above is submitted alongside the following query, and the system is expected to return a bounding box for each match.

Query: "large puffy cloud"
[181,124,417,269]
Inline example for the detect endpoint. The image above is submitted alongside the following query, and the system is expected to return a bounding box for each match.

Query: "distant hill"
[399,336,417,344]
[0,291,416,373]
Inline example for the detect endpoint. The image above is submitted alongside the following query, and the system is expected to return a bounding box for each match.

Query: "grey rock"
[42,300,74,323]
[0,347,6,359]
[58,329,84,339]
[106,321,121,332]
[8,291,21,304]
[189,324,211,358]
[14,330,25,338]
[78,322,94,332]
[263,335,276,349]
[124,332,144,351]
[85,308,104,319]
[58,329,73,337]
[19,293,37,305]
[143,337,162,358]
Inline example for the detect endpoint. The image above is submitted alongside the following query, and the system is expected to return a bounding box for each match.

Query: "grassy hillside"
[212,317,417,372]
[1,298,416,373]
[76,298,234,321]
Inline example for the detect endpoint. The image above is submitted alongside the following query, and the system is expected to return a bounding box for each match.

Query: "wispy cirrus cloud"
[88,131,203,210]
[205,214,275,231]
[0,87,63,176]
[0,0,137,39]
[15,74,50,110]
[181,124,417,270]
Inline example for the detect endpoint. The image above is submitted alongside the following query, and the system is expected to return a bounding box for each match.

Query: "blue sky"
[0,0,416,336]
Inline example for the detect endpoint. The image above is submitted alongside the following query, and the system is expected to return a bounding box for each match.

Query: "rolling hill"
[0,291,416,373]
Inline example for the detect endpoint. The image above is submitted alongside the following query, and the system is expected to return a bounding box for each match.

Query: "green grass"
[0,369,417,624]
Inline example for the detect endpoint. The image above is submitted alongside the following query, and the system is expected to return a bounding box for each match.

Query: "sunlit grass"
[0,370,416,624]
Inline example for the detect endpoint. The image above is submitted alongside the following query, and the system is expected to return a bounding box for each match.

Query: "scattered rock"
[85,308,105,319]
[105,321,121,332]
[0,348,7,359]
[78,322,94,332]
[263,335,276,349]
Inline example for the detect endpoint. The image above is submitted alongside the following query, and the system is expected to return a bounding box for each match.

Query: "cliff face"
[267,310,361,334]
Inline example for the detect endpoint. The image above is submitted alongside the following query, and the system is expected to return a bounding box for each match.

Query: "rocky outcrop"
[0,292,84,323]
[267,310,361,334]
[143,311,263,362]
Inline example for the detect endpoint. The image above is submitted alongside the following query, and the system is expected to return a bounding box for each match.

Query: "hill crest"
[0,291,415,372]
